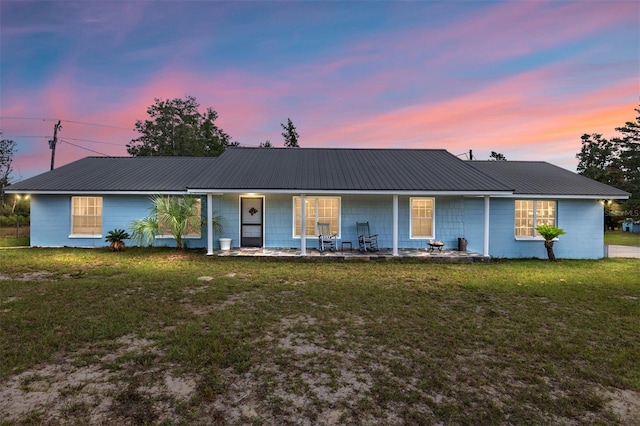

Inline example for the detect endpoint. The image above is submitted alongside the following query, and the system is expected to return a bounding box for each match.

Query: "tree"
[489,151,507,161]
[130,195,223,250]
[612,106,640,210]
[259,140,273,148]
[127,96,237,157]
[576,105,640,216]
[576,133,622,186]
[0,133,16,201]
[281,118,300,148]
[535,225,566,261]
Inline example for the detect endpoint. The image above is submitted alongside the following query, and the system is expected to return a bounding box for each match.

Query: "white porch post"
[483,195,490,257]
[392,194,398,256]
[300,194,307,256]
[206,193,214,256]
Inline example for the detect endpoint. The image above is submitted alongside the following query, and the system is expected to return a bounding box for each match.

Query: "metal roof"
[188,148,512,192]
[468,161,630,198]
[5,156,217,193]
[6,149,629,198]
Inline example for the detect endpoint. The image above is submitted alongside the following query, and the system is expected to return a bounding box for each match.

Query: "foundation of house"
[214,247,490,263]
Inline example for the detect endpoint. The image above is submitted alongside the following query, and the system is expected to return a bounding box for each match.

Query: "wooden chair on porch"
[357,221,378,252]
[317,222,337,252]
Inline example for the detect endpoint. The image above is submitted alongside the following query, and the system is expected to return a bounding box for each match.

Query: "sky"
[1,0,639,181]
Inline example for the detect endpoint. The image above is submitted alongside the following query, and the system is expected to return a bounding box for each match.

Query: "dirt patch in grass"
[0,271,54,282]
[0,335,196,425]
[2,255,639,424]
[600,388,640,423]
[2,317,639,425]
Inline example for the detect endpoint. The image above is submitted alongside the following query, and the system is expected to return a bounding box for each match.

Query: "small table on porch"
[428,240,445,252]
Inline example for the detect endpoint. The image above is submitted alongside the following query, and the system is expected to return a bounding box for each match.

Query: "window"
[157,196,202,238]
[71,196,102,236]
[293,197,340,237]
[410,197,435,238]
[515,200,556,238]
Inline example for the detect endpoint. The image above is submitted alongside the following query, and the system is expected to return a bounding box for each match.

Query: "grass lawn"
[0,226,29,247]
[1,248,638,425]
[0,236,29,248]
[605,230,640,247]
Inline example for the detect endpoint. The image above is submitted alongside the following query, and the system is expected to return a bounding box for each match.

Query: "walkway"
[605,245,640,259]
[215,247,490,263]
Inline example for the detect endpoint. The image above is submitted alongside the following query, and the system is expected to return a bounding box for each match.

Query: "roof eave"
[490,193,630,200]
[4,189,191,195]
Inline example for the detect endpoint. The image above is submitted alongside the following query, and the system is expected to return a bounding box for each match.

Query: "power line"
[61,119,133,131]
[0,117,57,122]
[55,136,126,146]
[3,135,127,146]
[455,150,474,160]
[58,139,109,156]
[2,135,50,139]
[0,116,133,131]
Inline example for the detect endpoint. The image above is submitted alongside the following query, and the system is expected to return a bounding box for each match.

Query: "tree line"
[126,95,299,156]
[1,98,638,221]
[576,105,640,225]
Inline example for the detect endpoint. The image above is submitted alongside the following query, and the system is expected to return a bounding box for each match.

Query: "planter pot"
[219,238,232,251]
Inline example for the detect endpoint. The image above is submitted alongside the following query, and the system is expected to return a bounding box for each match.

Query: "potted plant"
[105,228,130,252]
[535,225,566,261]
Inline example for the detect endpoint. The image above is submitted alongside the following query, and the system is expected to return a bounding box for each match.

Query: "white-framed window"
[410,197,435,238]
[157,196,202,238]
[71,196,103,236]
[293,196,340,238]
[515,200,556,238]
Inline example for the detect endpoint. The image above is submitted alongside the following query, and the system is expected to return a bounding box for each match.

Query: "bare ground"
[2,325,639,425]
[1,272,639,424]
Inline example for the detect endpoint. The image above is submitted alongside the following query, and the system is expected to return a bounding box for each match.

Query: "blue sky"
[1,0,638,180]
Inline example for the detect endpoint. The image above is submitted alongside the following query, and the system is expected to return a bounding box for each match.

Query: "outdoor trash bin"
[458,237,467,251]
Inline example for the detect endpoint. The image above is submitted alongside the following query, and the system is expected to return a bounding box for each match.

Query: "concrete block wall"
[29,193,606,258]
[485,198,604,259]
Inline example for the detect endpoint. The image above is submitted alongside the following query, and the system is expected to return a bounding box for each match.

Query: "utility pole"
[468,149,474,160]
[49,120,62,170]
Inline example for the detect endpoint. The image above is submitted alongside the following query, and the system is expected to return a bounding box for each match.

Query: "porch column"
[206,193,214,255]
[483,195,490,257]
[300,194,307,256]
[392,194,398,256]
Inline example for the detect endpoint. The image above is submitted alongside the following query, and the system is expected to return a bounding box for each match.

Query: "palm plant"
[535,225,566,261]
[105,228,130,252]
[131,195,222,250]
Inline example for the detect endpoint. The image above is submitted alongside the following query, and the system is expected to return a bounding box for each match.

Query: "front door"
[240,197,263,247]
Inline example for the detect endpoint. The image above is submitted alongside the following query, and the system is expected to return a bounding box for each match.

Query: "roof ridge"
[468,160,549,163]
[230,147,449,152]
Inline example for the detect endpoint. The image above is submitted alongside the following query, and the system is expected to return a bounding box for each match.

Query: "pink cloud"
[298,63,637,170]
[4,0,637,179]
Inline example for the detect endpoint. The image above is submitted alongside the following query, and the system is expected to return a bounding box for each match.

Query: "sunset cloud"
[1,0,637,179]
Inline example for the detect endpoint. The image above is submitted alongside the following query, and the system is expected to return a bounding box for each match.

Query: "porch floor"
[214,247,489,263]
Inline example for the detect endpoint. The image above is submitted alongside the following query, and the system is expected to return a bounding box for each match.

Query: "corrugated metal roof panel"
[469,161,630,197]
[189,148,512,191]
[6,157,217,192]
[10,149,623,197]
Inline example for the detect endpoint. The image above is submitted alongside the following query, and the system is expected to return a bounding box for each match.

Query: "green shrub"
[0,214,30,227]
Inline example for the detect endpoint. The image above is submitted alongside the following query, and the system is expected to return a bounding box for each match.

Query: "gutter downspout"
[300,194,306,256]
[484,195,490,257]
[393,195,398,256]
[207,193,214,255]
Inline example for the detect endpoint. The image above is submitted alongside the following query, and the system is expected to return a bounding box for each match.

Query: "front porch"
[214,247,490,263]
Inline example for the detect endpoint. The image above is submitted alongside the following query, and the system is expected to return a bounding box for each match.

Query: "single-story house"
[621,219,640,233]
[6,147,630,259]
